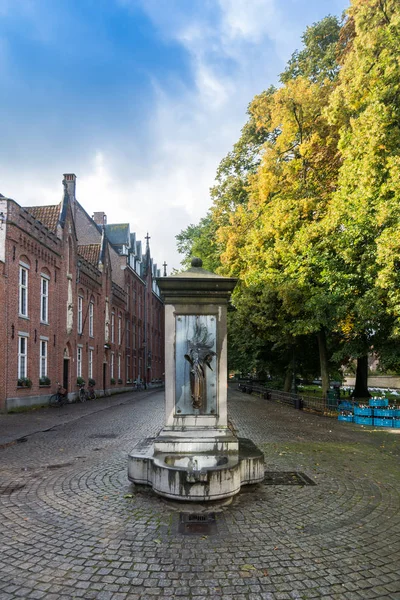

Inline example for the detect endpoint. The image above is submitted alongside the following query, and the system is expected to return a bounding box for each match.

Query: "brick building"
[0,174,164,412]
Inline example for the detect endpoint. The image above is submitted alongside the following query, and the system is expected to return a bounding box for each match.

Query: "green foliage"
[280,15,342,83]
[76,377,85,386]
[18,377,32,388]
[176,1,400,387]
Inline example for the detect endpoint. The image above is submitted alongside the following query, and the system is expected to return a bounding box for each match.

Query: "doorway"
[63,359,69,392]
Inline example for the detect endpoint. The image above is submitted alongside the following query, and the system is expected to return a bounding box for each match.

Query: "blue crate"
[369,398,389,407]
[354,407,373,416]
[354,416,373,426]
[338,415,353,422]
[374,409,394,418]
[393,409,400,418]
[393,419,400,428]
[373,418,393,427]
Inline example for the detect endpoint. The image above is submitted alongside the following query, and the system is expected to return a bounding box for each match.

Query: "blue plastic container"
[374,409,394,418]
[354,416,373,426]
[393,409,400,418]
[369,398,389,407]
[354,407,373,416]
[338,415,353,423]
[373,418,393,427]
[393,419,400,428]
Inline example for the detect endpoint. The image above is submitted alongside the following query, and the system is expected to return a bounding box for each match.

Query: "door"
[63,359,69,392]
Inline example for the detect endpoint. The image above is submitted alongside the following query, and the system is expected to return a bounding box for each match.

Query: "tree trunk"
[353,355,370,398]
[283,365,292,392]
[317,328,330,397]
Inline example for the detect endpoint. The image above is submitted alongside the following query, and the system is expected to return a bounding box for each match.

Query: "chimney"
[63,173,76,202]
[92,212,107,226]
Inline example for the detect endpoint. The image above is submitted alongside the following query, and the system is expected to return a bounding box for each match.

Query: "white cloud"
[1,0,349,273]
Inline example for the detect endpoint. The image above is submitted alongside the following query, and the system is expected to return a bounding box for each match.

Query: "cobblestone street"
[0,387,399,600]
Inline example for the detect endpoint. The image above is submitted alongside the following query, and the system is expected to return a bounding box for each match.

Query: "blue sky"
[0,0,349,271]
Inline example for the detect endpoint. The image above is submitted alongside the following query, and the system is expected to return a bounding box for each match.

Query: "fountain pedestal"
[128,258,264,501]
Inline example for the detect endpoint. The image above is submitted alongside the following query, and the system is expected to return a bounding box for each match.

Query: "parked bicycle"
[49,383,68,407]
[77,382,88,402]
[87,383,97,400]
[77,382,97,402]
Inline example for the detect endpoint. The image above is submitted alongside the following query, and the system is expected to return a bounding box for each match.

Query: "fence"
[236,380,345,416]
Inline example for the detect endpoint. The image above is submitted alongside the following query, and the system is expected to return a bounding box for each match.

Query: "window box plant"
[76,376,86,386]
[17,377,32,388]
[118,378,123,384]
[88,378,96,387]
[39,376,51,386]
[110,377,116,385]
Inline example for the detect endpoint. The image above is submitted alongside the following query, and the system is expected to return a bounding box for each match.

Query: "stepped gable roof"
[104,223,130,246]
[78,244,100,266]
[25,204,60,232]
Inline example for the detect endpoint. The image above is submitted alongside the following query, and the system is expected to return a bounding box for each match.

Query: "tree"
[280,15,342,84]
[322,0,400,396]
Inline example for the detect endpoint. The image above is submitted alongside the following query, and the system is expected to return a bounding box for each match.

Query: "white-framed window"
[126,318,130,348]
[110,352,114,379]
[40,276,49,323]
[118,354,121,380]
[77,346,83,377]
[111,311,115,343]
[18,336,28,379]
[77,296,83,334]
[126,354,131,381]
[19,265,29,317]
[88,348,93,379]
[118,314,122,345]
[40,340,48,378]
[89,301,94,337]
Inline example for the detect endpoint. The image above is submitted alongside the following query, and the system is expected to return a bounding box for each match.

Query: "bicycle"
[77,383,88,402]
[87,384,97,400]
[49,383,68,407]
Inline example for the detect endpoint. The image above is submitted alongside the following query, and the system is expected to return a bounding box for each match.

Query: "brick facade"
[0,175,164,411]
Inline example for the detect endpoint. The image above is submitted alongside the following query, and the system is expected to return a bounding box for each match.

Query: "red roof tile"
[78,244,101,267]
[26,205,60,232]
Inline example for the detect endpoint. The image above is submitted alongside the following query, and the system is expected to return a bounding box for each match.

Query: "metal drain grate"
[179,512,217,535]
[263,471,316,486]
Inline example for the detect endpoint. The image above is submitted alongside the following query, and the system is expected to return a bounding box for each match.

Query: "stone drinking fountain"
[128,258,264,501]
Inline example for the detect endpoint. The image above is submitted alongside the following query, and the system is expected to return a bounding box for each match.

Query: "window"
[88,348,93,379]
[118,314,122,345]
[110,352,114,379]
[77,347,82,377]
[126,353,131,381]
[41,276,49,323]
[19,265,28,317]
[132,322,136,350]
[18,336,27,379]
[40,340,48,378]
[126,318,130,348]
[118,354,121,380]
[78,296,83,334]
[111,311,115,343]
[89,301,94,337]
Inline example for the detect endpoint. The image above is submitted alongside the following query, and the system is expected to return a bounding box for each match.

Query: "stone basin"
[128,437,265,501]
[163,455,228,470]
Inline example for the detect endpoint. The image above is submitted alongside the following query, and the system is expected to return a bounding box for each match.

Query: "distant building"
[0,174,164,412]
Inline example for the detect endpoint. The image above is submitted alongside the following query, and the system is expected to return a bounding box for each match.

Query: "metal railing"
[236,380,346,416]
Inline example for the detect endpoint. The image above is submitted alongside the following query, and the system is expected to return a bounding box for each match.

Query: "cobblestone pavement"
[0,387,399,600]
